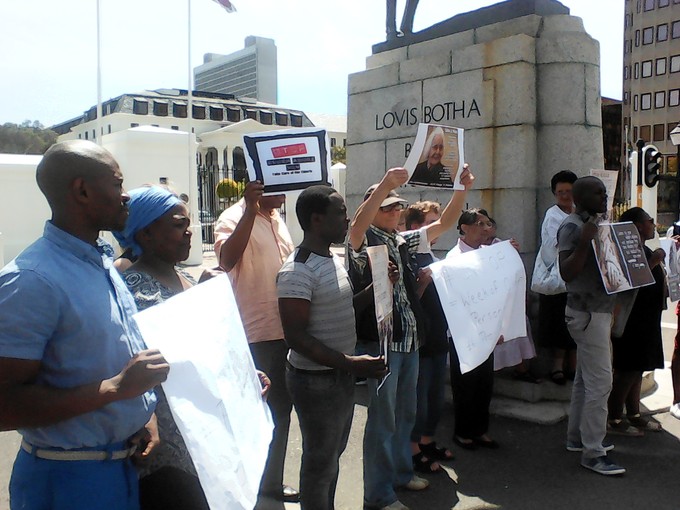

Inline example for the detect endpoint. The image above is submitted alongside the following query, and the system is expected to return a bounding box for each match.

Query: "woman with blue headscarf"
[114,186,206,509]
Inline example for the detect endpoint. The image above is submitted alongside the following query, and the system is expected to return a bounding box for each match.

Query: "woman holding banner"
[114,186,271,509]
[446,208,499,450]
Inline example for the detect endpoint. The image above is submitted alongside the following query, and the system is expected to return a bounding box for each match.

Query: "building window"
[634,94,640,111]
[171,125,179,130]
[131,123,139,128]
[331,138,337,147]
[656,91,666,108]
[642,60,653,77]
[192,105,206,119]
[654,124,665,141]
[624,66,630,80]
[635,62,640,78]
[657,57,667,75]
[260,110,273,125]
[245,109,257,120]
[625,39,633,53]
[92,129,95,139]
[641,93,652,110]
[78,133,81,139]
[659,0,670,6]
[343,139,347,147]
[84,131,88,140]
[669,123,678,139]
[643,27,654,44]
[673,21,680,38]
[625,91,630,105]
[153,101,168,116]
[640,125,651,141]
[672,55,680,73]
[173,103,187,118]
[209,107,223,121]
[226,107,240,122]
[133,99,148,115]
[670,89,680,106]
[635,30,641,47]
[658,24,669,41]
[275,112,288,126]
[634,126,639,140]
[644,0,655,9]
[290,113,303,128]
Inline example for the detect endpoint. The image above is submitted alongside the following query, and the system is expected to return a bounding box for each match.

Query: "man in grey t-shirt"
[557,176,624,476]
[277,186,386,510]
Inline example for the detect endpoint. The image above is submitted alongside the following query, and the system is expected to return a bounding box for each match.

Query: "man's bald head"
[36,140,118,210]
[572,176,607,215]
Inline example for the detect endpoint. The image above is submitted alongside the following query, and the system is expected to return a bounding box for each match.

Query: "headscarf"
[113,186,182,256]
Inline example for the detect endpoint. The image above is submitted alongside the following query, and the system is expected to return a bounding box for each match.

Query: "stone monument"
[346,0,604,261]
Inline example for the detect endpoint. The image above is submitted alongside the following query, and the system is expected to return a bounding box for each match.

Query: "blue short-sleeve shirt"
[0,222,156,449]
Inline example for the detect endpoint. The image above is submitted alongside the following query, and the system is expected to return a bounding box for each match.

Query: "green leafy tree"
[0,121,58,154]
[331,145,346,164]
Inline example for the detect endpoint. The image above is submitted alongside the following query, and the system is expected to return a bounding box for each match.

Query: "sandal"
[628,414,662,432]
[607,419,644,437]
[419,442,454,461]
[412,451,440,473]
[453,435,478,450]
[549,370,567,386]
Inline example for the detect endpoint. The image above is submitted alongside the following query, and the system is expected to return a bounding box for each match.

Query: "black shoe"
[453,435,478,450]
[281,485,300,503]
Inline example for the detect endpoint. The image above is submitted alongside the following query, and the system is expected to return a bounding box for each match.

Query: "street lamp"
[671,124,680,222]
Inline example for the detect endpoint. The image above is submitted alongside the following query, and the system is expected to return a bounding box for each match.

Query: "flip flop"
[628,414,662,432]
[549,370,567,386]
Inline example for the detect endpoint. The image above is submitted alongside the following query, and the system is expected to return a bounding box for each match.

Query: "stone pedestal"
[346,0,603,258]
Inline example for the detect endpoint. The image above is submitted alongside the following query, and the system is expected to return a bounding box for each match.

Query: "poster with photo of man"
[404,123,465,189]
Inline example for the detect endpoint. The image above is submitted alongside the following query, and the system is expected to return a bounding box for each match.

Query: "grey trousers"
[565,307,613,460]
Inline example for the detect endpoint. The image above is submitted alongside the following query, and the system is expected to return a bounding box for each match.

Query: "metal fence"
[196,147,285,252]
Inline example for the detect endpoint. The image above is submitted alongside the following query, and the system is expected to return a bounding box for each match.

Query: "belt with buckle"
[21,440,137,461]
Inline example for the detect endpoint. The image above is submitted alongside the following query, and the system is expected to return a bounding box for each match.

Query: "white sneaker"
[670,403,680,420]
[403,475,429,491]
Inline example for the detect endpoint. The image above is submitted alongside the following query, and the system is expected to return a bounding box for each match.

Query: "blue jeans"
[286,367,354,510]
[10,445,139,510]
[411,353,448,441]
[363,349,419,508]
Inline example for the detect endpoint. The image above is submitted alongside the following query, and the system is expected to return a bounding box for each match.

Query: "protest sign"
[244,127,331,194]
[589,169,618,218]
[429,241,527,374]
[660,237,680,301]
[592,222,655,294]
[366,245,392,390]
[134,275,273,510]
[404,123,465,189]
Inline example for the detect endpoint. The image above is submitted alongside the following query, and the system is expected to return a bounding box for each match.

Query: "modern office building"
[194,36,277,104]
[623,0,680,221]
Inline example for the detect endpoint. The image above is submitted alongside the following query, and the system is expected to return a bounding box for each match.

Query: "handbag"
[530,248,566,295]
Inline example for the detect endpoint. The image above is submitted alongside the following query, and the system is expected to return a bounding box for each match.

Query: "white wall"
[0,155,50,264]
[103,126,203,265]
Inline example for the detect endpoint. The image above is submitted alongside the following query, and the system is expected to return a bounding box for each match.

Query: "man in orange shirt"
[214,181,297,507]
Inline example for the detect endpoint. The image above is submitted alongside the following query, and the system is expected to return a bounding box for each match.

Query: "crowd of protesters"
[0,140,677,510]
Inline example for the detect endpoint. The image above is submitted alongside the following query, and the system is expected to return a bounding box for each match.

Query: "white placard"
[589,169,618,218]
[404,123,465,190]
[133,275,274,510]
[366,245,392,390]
[430,241,527,374]
[243,127,331,194]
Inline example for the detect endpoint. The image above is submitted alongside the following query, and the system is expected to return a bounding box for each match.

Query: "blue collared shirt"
[0,222,156,449]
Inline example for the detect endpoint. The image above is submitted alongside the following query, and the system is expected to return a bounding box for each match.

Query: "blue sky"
[0,0,622,127]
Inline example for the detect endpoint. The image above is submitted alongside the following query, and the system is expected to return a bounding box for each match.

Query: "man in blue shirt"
[0,140,170,510]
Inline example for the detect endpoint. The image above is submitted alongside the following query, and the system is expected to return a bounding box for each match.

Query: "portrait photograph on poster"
[404,123,465,189]
[243,127,331,194]
[592,222,655,294]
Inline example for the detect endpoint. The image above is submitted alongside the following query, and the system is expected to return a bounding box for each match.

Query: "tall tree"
[0,121,58,154]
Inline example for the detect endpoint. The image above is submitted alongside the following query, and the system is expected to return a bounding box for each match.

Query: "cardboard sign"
[366,245,392,390]
[404,123,465,190]
[244,127,331,194]
[592,222,655,294]
[430,241,527,374]
[134,275,274,510]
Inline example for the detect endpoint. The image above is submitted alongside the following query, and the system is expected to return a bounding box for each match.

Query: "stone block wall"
[347,13,603,260]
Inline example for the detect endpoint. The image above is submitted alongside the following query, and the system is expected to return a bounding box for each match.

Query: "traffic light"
[643,144,663,187]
